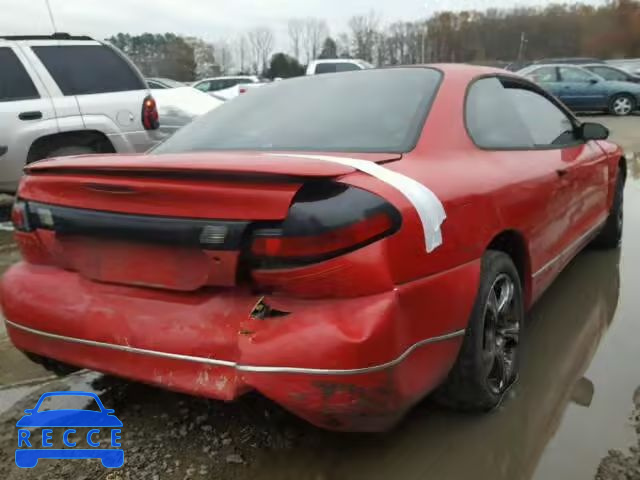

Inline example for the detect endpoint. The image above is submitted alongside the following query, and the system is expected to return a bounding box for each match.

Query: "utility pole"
[517,31,527,62]
[421,25,428,64]
[45,0,58,33]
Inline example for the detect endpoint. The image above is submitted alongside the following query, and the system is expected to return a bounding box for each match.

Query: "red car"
[1,65,626,432]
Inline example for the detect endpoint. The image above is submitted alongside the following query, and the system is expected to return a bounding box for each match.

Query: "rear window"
[0,47,39,102]
[153,68,442,154]
[32,45,145,95]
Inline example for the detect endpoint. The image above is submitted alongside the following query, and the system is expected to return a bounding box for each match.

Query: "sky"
[0,0,603,51]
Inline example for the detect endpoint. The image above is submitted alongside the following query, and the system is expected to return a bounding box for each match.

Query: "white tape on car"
[267,153,446,253]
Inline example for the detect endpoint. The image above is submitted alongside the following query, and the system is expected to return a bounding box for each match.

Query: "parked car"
[517,64,640,115]
[0,33,161,193]
[606,58,640,76]
[534,57,604,65]
[149,87,224,139]
[192,76,263,100]
[146,77,185,89]
[1,65,625,432]
[582,64,640,83]
[306,58,374,75]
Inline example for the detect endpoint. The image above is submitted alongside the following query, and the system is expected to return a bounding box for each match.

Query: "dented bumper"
[1,260,480,431]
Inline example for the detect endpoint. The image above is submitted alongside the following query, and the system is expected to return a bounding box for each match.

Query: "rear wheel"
[592,169,624,249]
[436,251,523,411]
[609,94,636,116]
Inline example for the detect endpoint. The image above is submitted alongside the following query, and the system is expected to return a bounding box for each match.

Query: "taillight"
[11,200,32,232]
[141,95,159,130]
[250,182,401,267]
[239,87,247,94]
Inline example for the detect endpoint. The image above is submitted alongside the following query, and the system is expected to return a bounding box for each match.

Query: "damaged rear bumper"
[1,260,480,431]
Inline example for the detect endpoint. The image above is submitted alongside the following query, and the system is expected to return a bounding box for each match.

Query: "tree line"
[108,0,640,81]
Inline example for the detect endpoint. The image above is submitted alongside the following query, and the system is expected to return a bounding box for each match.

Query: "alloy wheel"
[613,97,633,116]
[482,273,520,395]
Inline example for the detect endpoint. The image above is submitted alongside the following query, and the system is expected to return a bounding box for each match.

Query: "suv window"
[336,63,360,72]
[0,47,39,102]
[465,77,534,149]
[505,87,577,146]
[587,66,628,82]
[315,63,338,74]
[559,67,595,82]
[32,45,145,95]
[153,68,442,153]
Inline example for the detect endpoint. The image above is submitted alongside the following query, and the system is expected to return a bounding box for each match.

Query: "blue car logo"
[15,391,123,468]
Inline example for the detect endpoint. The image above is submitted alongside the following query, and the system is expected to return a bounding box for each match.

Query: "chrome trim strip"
[532,218,606,279]
[5,319,465,376]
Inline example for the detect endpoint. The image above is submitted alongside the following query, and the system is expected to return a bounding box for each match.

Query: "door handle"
[18,111,42,121]
[0,145,7,156]
[556,168,569,178]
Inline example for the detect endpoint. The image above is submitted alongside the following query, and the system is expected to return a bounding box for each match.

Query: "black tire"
[23,352,81,377]
[436,250,524,411]
[46,145,96,158]
[608,93,636,116]
[592,170,624,249]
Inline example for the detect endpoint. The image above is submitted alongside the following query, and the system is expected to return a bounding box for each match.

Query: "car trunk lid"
[19,151,401,290]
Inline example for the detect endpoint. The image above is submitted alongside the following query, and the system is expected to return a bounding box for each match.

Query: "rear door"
[557,66,607,110]
[0,45,57,193]
[29,42,155,153]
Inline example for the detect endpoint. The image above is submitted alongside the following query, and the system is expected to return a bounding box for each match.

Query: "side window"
[32,45,145,95]
[505,87,577,147]
[209,80,225,91]
[315,63,338,74]
[336,63,360,72]
[465,77,534,149]
[558,67,594,83]
[0,47,40,102]
[523,67,557,83]
[591,67,627,82]
[195,81,210,92]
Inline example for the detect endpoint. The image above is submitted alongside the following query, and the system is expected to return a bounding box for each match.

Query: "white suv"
[193,76,262,100]
[0,34,161,193]
[306,59,374,75]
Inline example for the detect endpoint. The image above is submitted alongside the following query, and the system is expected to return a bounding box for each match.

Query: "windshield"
[153,68,441,154]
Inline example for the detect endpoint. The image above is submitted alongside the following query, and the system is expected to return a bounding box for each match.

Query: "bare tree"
[288,18,304,60]
[213,40,233,75]
[235,35,248,74]
[348,11,380,62]
[301,18,329,63]
[247,27,274,75]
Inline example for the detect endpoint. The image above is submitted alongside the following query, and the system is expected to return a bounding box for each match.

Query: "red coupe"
[1,65,626,432]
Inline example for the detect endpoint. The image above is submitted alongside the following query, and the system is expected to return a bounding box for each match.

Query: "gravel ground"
[0,374,310,480]
[596,387,640,480]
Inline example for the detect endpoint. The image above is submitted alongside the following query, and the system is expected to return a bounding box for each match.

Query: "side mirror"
[23,409,34,415]
[579,122,609,141]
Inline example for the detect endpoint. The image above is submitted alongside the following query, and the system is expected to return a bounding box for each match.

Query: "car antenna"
[44,0,58,33]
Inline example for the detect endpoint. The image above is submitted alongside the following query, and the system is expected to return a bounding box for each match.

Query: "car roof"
[310,58,366,64]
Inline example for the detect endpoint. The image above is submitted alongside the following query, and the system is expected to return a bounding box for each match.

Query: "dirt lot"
[0,116,639,480]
